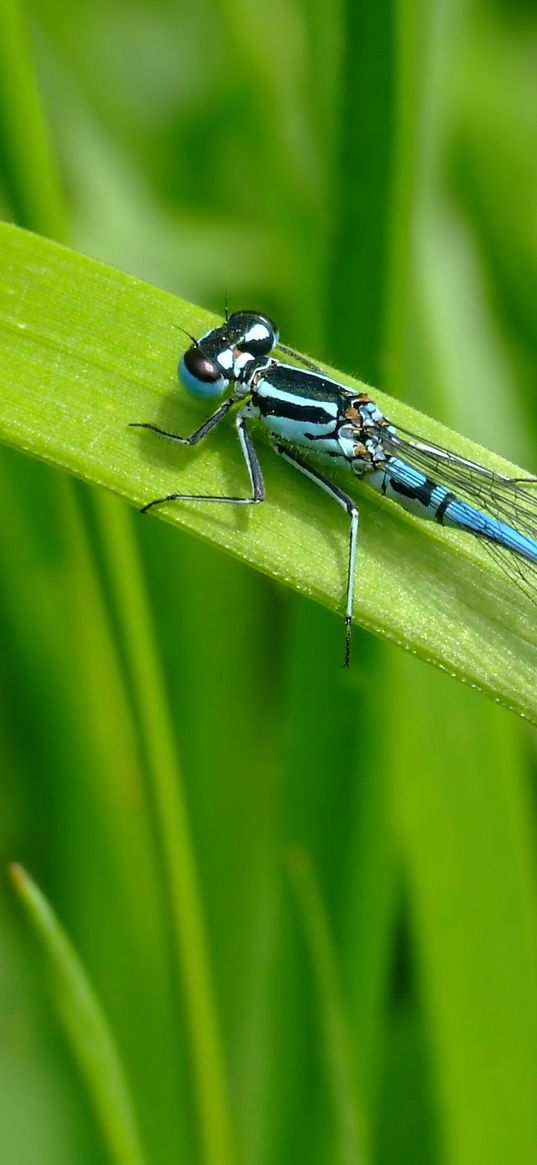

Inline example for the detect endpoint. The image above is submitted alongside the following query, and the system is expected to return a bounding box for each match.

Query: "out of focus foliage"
[1,1,537,1164]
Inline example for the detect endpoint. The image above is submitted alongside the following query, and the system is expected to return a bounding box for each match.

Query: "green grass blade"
[10,864,147,1165]
[92,491,236,1165]
[287,848,368,1165]
[1,221,536,720]
[388,658,537,1165]
[0,0,66,239]
[325,0,395,385]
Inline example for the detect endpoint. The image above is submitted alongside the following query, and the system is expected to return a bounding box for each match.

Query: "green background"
[1,0,537,1163]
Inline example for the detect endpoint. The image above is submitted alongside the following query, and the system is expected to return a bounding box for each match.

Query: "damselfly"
[132,311,537,664]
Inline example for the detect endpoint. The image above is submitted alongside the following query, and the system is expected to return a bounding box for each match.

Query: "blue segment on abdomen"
[368,458,451,520]
[368,457,537,565]
[441,498,537,563]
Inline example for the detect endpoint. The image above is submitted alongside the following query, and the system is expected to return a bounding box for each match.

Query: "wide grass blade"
[1,222,536,720]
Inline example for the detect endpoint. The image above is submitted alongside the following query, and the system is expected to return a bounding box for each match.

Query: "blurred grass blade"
[1,222,536,721]
[0,0,66,239]
[92,491,236,1165]
[10,864,147,1165]
[388,657,537,1165]
[288,848,367,1165]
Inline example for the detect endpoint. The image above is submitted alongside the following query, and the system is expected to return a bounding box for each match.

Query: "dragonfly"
[131,310,537,665]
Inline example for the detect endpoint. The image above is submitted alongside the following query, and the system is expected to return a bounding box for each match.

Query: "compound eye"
[184,347,220,382]
[178,347,229,399]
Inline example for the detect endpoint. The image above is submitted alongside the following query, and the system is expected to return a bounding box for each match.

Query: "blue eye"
[178,348,229,399]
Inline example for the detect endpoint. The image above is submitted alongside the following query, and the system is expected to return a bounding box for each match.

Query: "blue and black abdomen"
[370,456,537,565]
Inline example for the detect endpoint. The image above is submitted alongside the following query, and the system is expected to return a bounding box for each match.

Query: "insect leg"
[273,441,359,667]
[138,410,265,514]
[130,395,236,447]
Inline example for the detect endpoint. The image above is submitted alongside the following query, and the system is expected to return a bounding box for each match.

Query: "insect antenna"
[169,321,199,346]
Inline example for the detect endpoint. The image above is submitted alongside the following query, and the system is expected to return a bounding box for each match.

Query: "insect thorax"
[237,359,390,473]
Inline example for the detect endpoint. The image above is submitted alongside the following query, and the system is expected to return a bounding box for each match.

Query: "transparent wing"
[382,421,537,603]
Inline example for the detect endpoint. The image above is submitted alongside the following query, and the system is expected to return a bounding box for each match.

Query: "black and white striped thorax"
[233,355,393,475]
